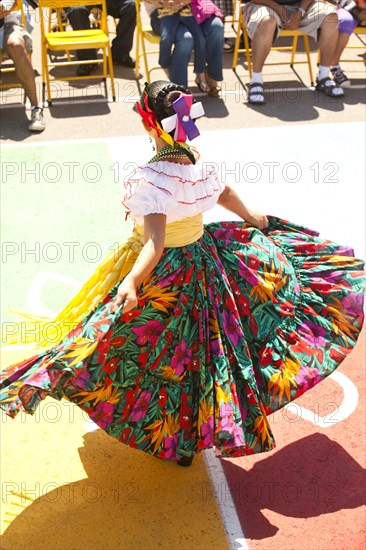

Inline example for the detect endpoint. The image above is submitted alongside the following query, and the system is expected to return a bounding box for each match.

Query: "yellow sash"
[136,213,203,247]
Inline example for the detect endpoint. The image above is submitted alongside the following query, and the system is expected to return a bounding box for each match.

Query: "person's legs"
[250,17,276,76]
[330,10,358,87]
[297,1,344,96]
[199,16,224,94]
[170,24,194,87]
[106,0,136,65]
[316,12,344,95]
[4,23,45,131]
[242,4,279,103]
[179,16,207,80]
[318,13,340,67]
[66,7,96,61]
[159,15,180,75]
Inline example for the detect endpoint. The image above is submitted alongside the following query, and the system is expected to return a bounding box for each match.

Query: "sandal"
[247,82,265,104]
[206,77,221,97]
[195,76,209,93]
[315,77,344,97]
[223,37,234,53]
[208,85,221,97]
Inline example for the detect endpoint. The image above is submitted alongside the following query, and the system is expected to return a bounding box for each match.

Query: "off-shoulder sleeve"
[122,169,176,218]
[122,161,225,224]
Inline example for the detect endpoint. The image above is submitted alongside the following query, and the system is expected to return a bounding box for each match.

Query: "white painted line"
[204,449,249,550]
[329,371,360,421]
[26,272,81,317]
[284,371,359,428]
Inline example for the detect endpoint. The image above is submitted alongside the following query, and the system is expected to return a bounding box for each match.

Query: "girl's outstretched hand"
[245,211,269,230]
[114,278,138,313]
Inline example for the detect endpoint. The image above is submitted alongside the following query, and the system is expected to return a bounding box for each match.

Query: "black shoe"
[113,54,135,68]
[177,456,194,467]
[77,64,94,76]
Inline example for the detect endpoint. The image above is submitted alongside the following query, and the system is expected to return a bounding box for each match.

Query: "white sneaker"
[331,67,351,89]
[28,107,46,132]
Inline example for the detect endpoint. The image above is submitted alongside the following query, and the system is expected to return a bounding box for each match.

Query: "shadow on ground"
[222,432,365,540]
[0,430,228,550]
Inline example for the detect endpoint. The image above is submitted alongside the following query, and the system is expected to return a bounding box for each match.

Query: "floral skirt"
[1,217,365,459]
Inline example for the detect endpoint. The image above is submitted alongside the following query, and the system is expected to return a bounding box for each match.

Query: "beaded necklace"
[148,145,191,164]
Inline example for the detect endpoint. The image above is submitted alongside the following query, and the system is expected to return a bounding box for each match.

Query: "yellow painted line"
[0,349,230,550]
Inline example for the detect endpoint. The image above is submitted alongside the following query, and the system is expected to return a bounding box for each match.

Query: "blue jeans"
[200,16,224,82]
[151,11,224,85]
[159,14,207,74]
[151,10,193,87]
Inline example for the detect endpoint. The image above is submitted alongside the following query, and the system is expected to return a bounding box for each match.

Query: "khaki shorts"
[1,21,33,56]
[243,1,336,42]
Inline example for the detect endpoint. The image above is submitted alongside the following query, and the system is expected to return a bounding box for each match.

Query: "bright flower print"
[164,433,179,459]
[222,311,242,346]
[132,320,165,346]
[0,216,364,462]
[171,340,192,375]
[90,401,114,429]
[298,320,326,347]
[130,390,152,422]
[342,293,363,316]
[295,365,322,391]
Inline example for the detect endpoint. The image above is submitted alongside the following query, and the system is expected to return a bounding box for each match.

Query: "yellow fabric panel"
[136,213,203,248]
[5,216,203,351]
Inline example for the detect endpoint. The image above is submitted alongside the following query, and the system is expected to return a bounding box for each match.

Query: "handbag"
[190,0,222,24]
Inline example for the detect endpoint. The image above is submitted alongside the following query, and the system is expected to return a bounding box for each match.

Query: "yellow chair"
[0,0,29,97]
[232,6,314,86]
[135,0,161,82]
[39,0,116,105]
[340,26,366,64]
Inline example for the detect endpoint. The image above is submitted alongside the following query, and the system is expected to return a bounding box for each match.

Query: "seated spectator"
[0,0,45,131]
[147,0,224,95]
[66,0,136,76]
[144,1,194,86]
[242,0,344,103]
[64,6,97,76]
[329,0,366,87]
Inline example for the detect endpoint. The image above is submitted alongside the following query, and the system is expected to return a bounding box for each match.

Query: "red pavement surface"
[222,328,365,550]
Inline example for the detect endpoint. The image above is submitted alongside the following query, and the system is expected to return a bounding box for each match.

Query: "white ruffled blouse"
[122,161,225,225]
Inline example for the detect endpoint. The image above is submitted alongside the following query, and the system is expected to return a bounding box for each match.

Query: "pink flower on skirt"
[132,320,165,346]
[295,365,322,391]
[71,368,91,389]
[171,340,192,376]
[237,260,260,286]
[298,320,326,347]
[131,390,152,422]
[342,293,363,316]
[222,311,242,347]
[164,433,179,459]
[200,415,214,447]
[90,401,114,429]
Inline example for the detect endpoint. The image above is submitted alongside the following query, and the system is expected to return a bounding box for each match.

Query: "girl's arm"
[114,213,167,312]
[217,185,269,229]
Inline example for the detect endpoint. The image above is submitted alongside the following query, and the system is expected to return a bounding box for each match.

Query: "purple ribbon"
[172,94,200,141]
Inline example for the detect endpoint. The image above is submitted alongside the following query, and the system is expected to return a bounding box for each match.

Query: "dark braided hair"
[140,80,195,137]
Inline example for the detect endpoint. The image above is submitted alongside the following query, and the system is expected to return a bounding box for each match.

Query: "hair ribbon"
[161,94,204,142]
